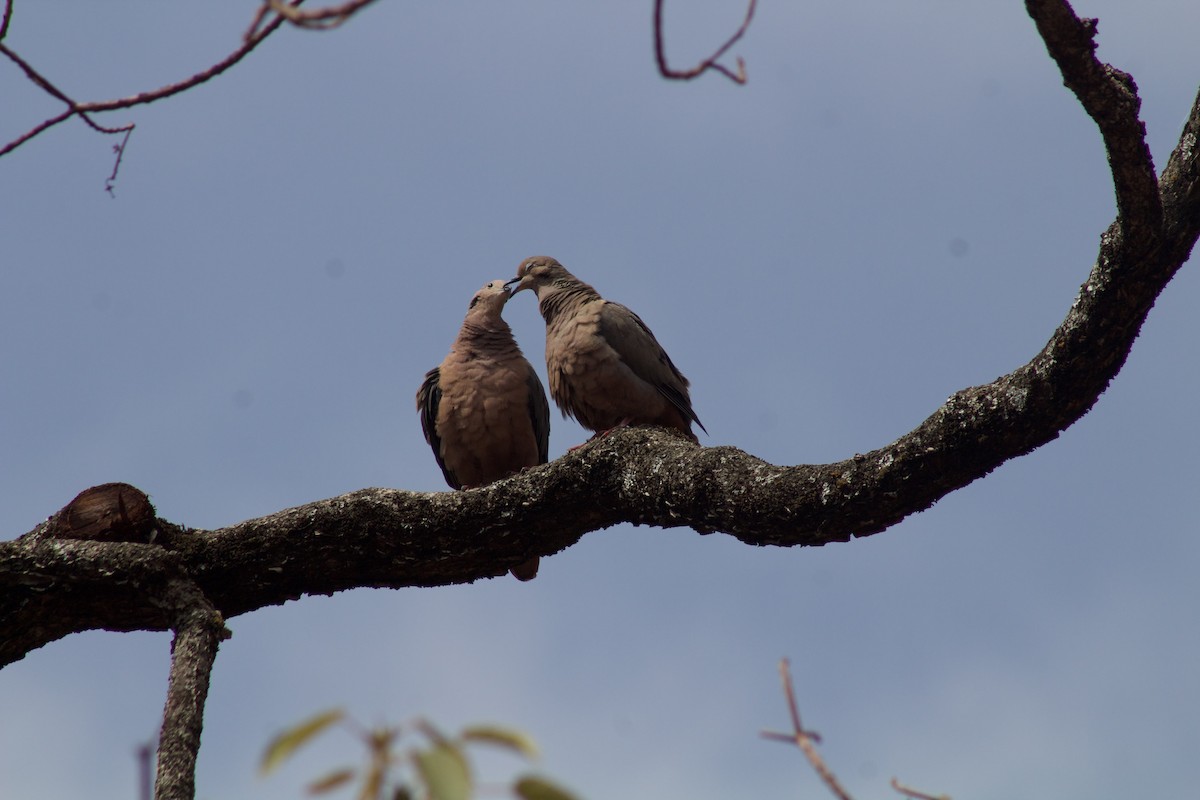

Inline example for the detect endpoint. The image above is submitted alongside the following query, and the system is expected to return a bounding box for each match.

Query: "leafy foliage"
[260,710,582,800]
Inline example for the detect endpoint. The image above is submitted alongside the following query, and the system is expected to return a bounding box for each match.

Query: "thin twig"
[1,0,14,42]
[74,4,293,115]
[0,43,130,134]
[0,0,298,172]
[654,0,756,84]
[890,776,950,800]
[105,126,134,197]
[761,658,854,800]
[0,108,72,157]
[255,0,380,34]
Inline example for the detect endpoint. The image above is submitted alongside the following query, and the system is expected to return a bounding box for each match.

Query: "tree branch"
[1159,87,1200,262]
[1025,0,1161,244]
[761,658,854,800]
[0,0,298,178]
[248,0,380,37]
[1,3,1197,699]
[654,0,756,84]
[890,777,950,800]
[1,0,14,43]
[154,579,230,800]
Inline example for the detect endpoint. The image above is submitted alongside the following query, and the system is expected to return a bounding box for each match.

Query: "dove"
[506,256,704,443]
[416,280,549,580]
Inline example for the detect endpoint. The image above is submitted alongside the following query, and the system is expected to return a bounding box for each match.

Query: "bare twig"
[0,0,299,184]
[653,0,756,84]
[249,0,380,36]
[0,108,73,157]
[890,776,950,800]
[761,659,854,800]
[1,0,14,42]
[0,43,131,136]
[105,127,134,197]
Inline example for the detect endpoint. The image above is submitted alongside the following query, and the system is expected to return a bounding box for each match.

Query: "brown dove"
[506,256,705,443]
[416,280,549,581]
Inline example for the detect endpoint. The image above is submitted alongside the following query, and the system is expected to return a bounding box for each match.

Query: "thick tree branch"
[2,6,1198,687]
[1160,87,1200,260]
[1025,0,1162,243]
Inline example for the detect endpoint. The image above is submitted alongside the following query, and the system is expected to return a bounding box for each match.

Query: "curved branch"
[0,44,134,149]
[654,0,756,84]
[1160,87,1200,259]
[0,1,296,165]
[1,0,13,42]
[2,5,1199,675]
[249,0,380,36]
[1025,0,1162,251]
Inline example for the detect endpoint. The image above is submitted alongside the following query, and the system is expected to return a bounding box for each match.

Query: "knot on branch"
[48,482,159,544]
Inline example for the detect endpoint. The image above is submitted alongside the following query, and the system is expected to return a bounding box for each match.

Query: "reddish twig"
[105,126,134,197]
[653,0,756,84]
[0,108,73,156]
[0,43,128,134]
[760,658,854,800]
[0,42,136,185]
[0,0,300,187]
[1,0,14,42]
[248,0,379,38]
[890,777,950,800]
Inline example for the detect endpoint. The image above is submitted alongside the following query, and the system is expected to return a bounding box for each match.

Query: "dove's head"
[505,255,572,297]
[465,279,513,322]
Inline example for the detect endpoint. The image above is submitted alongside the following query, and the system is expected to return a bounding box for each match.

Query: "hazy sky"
[2,2,1198,798]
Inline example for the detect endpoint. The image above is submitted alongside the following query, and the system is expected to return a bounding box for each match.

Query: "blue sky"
[2,1,1198,798]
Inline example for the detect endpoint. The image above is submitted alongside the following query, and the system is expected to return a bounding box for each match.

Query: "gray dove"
[506,255,705,443]
[416,279,549,580]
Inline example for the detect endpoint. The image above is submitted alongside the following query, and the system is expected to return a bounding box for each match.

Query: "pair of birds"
[416,255,706,580]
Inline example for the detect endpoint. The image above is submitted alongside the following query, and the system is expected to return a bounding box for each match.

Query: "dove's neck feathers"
[537,277,602,327]
[453,319,521,361]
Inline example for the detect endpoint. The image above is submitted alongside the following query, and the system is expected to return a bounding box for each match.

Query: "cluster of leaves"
[260,709,581,800]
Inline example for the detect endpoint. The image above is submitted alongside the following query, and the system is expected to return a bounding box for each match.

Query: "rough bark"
[154,580,230,800]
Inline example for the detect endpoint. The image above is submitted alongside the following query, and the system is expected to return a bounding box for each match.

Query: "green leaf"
[260,709,345,776]
[460,724,540,760]
[513,774,582,800]
[307,767,356,795]
[414,742,472,800]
